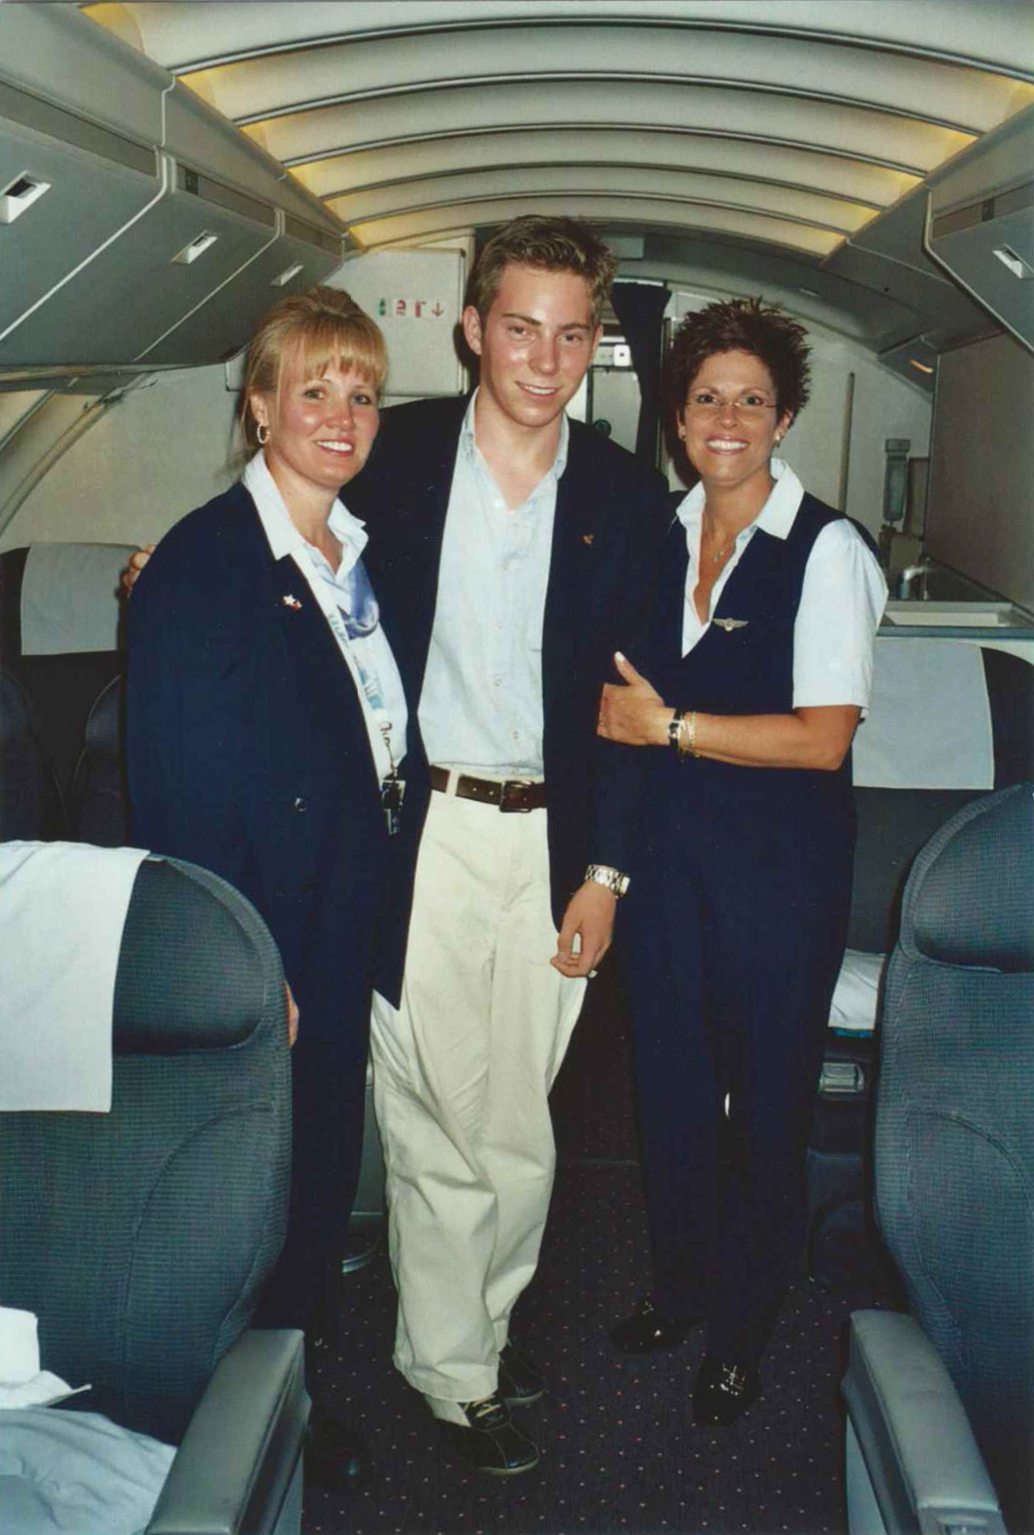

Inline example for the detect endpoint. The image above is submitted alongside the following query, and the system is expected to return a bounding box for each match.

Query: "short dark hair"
[470,216,617,327]
[668,297,811,424]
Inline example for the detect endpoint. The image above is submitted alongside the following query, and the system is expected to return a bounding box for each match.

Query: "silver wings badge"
[714,617,749,631]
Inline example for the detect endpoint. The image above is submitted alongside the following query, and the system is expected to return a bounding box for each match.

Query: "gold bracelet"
[676,709,700,759]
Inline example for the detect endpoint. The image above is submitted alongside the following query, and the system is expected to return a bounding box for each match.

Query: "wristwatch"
[585,863,631,898]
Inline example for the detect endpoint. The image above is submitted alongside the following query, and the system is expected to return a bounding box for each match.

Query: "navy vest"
[642,489,855,816]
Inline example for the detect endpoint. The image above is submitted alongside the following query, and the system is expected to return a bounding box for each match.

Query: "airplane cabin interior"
[0,5,1032,1535]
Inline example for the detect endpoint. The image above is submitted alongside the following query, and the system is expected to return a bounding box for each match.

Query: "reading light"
[271,262,305,288]
[0,174,51,225]
[993,245,1033,280]
[172,231,218,266]
[909,359,935,375]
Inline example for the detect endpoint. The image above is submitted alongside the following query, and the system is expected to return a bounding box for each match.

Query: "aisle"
[302,971,885,1535]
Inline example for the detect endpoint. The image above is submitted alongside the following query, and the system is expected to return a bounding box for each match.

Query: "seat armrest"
[842,1311,1005,1535]
[147,1328,309,1535]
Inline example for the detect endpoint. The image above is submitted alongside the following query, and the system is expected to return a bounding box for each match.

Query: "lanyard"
[292,548,398,778]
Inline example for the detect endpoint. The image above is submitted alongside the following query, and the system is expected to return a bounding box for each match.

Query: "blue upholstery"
[0,854,307,1532]
[844,783,1034,1534]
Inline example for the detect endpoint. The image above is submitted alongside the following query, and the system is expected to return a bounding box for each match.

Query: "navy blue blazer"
[346,397,669,928]
[126,482,427,1052]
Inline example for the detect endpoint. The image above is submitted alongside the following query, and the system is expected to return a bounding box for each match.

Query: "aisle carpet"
[302,971,892,1535]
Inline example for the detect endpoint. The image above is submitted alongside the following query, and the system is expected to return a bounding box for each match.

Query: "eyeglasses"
[685,392,777,420]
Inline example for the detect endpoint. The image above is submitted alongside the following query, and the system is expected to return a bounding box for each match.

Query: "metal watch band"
[585,863,630,898]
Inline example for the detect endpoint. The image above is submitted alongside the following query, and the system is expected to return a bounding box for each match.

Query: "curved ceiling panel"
[347,196,845,258]
[82,0,1034,349]
[171,29,1021,133]
[241,83,974,177]
[326,165,876,236]
[294,132,921,210]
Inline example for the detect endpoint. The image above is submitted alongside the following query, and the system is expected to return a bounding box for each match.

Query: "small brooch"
[282,594,303,610]
[714,617,748,631]
[582,533,595,546]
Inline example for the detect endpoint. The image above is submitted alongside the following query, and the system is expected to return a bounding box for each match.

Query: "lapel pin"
[714,617,748,631]
[282,594,303,610]
[582,533,595,546]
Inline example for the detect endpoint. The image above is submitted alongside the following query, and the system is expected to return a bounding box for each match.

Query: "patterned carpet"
[302,971,892,1535]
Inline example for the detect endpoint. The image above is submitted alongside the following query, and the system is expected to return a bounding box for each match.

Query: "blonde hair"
[240,286,388,450]
[470,216,616,327]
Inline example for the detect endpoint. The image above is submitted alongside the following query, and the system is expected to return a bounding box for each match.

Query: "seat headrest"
[113,859,284,1054]
[17,544,135,656]
[902,783,1034,972]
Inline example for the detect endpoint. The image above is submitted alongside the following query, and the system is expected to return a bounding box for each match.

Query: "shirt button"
[293,796,309,813]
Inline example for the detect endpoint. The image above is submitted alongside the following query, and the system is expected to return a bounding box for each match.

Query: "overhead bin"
[0,87,164,344]
[0,5,344,375]
[925,105,1034,352]
[140,209,348,367]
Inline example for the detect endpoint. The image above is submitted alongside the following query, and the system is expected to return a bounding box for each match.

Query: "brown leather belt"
[429,765,547,813]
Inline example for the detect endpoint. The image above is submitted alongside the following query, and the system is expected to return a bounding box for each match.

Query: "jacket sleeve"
[588,468,672,881]
[125,523,260,901]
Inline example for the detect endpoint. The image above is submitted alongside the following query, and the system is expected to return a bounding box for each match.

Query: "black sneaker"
[692,1355,761,1427]
[609,1296,703,1354]
[498,1340,544,1407]
[443,1393,540,1476]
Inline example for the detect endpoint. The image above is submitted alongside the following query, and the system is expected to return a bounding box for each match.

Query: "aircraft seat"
[841,782,1034,1535]
[0,668,67,840]
[70,673,128,846]
[0,542,133,843]
[806,642,1034,1286]
[0,851,309,1534]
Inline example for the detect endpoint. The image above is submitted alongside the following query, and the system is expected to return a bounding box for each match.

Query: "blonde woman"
[127,288,428,1485]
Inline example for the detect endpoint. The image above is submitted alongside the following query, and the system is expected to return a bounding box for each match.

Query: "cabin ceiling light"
[172,231,219,266]
[992,245,1033,281]
[271,262,305,288]
[0,174,51,226]
[909,358,935,375]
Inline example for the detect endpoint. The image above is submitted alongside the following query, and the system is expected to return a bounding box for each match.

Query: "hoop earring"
[257,423,269,446]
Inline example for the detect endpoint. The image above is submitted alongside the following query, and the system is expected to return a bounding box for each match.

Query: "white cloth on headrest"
[853,638,994,790]
[0,1308,88,1410]
[21,543,134,656]
[0,842,150,1112]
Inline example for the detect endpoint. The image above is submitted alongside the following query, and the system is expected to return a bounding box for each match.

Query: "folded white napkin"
[0,1305,89,1409]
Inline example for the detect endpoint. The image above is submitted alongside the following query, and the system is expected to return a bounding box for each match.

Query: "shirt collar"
[242,450,368,569]
[461,388,570,488]
[674,457,805,543]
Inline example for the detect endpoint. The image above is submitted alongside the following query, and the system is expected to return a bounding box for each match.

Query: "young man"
[347,216,668,1474]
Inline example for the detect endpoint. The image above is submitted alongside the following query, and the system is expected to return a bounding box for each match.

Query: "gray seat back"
[0,856,291,1445]
[874,782,1034,1532]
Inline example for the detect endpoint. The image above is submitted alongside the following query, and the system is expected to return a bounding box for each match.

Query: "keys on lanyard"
[378,717,404,836]
[380,773,406,837]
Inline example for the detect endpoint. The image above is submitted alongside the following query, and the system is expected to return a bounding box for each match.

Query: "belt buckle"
[499,778,533,813]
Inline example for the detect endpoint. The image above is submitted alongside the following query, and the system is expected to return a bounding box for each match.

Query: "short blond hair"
[240,287,387,449]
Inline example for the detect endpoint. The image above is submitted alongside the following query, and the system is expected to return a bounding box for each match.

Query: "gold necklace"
[702,520,735,564]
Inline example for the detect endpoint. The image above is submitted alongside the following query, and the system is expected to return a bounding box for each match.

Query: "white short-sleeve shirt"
[676,460,887,710]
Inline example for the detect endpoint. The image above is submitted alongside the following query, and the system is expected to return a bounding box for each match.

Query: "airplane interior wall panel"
[331,248,468,399]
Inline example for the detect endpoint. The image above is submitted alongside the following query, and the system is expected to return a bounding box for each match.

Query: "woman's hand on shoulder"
[597,652,672,747]
[120,544,155,599]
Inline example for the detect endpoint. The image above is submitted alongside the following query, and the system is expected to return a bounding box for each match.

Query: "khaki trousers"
[370,786,586,1404]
